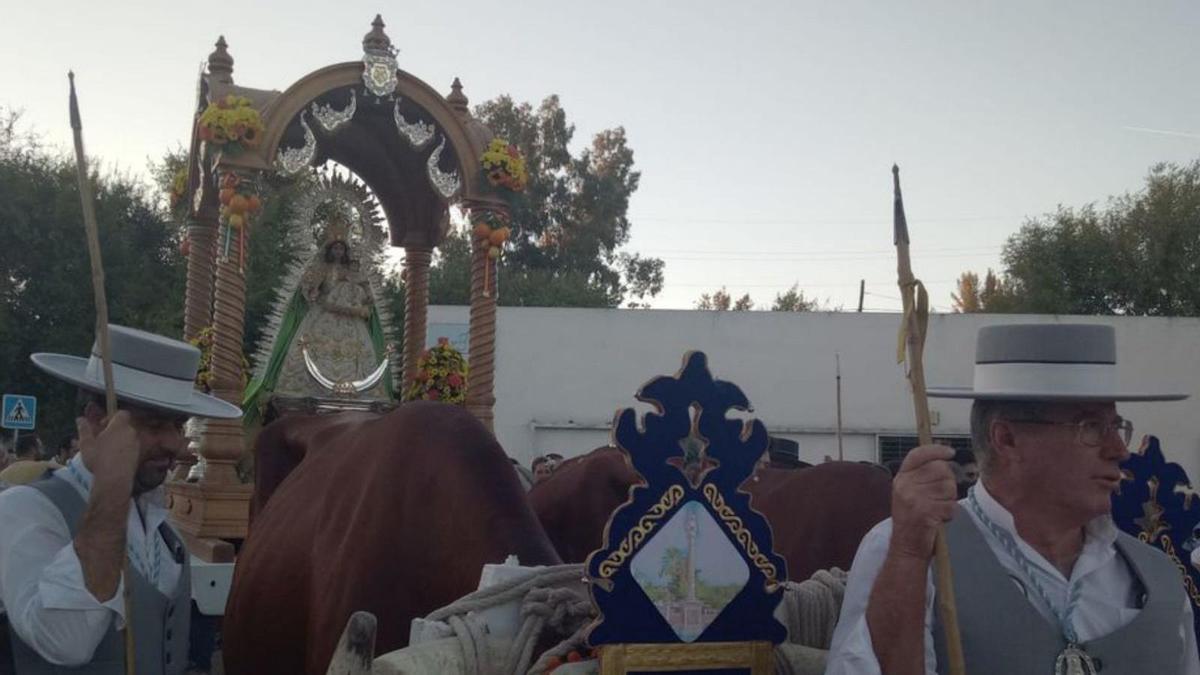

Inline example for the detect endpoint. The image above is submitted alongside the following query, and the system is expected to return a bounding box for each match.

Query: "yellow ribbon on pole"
[893,165,966,675]
[896,278,929,365]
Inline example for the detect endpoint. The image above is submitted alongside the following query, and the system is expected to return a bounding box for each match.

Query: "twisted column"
[183,202,218,340]
[465,203,505,433]
[196,169,252,487]
[177,199,218,481]
[402,246,433,392]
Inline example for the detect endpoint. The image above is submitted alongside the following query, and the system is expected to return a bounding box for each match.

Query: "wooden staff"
[70,71,136,675]
[892,164,965,675]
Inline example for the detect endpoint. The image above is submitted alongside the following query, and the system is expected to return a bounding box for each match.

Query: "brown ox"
[529,447,892,582]
[223,402,561,675]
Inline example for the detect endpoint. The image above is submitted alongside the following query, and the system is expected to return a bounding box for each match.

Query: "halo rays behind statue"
[243,171,398,423]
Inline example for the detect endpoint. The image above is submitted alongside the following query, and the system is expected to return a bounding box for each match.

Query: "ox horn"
[325,610,377,675]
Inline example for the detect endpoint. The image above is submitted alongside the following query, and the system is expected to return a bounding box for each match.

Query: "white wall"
[426,307,1200,479]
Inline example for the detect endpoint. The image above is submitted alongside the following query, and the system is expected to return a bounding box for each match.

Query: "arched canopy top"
[206,57,494,247]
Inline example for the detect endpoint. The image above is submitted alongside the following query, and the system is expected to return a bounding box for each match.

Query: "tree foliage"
[439,95,663,308]
[950,269,1017,313]
[771,284,822,312]
[958,160,1200,315]
[695,287,754,311]
[0,110,185,445]
[149,149,310,353]
[696,283,825,311]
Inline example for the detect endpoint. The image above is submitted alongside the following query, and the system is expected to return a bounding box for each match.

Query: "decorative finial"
[361,15,399,98]
[892,164,909,245]
[207,36,234,82]
[447,77,469,115]
[362,14,394,56]
[68,71,81,131]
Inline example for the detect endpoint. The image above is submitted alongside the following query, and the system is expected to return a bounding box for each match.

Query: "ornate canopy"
[194,15,495,248]
[174,16,509,547]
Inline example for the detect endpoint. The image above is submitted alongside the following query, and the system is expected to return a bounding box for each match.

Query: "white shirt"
[0,455,182,666]
[825,481,1200,675]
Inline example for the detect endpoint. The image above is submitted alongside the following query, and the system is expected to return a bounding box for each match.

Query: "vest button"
[166,629,173,641]
[166,653,172,665]
[167,604,174,618]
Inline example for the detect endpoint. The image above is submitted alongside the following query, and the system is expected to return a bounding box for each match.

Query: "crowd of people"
[0,433,78,492]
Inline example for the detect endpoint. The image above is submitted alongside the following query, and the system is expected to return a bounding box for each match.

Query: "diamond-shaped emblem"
[630,500,748,642]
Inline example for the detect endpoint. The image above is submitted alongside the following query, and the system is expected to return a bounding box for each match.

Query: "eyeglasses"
[1008,416,1133,448]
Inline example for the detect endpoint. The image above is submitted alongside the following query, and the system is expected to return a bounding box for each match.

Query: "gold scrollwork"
[703,483,778,583]
[1159,535,1200,607]
[598,485,685,579]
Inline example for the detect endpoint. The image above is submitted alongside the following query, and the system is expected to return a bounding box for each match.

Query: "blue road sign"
[2,394,37,431]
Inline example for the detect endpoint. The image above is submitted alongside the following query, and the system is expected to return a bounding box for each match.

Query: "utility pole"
[835,353,843,461]
[857,279,865,312]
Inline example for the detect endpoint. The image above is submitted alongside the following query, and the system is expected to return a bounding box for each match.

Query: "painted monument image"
[631,500,750,641]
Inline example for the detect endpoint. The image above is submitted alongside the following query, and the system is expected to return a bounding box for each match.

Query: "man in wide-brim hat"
[826,323,1199,675]
[0,325,240,673]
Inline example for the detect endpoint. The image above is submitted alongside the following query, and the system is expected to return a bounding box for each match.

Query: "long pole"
[835,353,843,461]
[70,72,135,675]
[892,164,965,675]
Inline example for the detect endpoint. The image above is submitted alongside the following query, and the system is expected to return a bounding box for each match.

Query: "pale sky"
[4,1,1198,311]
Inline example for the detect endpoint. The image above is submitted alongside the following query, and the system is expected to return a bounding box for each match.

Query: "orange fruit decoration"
[219,188,234,206]
[247,194,262,212]
[473,222,492,240]
[228,194,248,214]
[488,228,507,246]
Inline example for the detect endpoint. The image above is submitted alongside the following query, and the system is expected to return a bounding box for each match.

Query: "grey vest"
[7,474,190,675]
[934,506,1186,675]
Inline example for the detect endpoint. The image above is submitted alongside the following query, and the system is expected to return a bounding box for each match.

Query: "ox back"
[530,449,892,583]
[222,402,560,675]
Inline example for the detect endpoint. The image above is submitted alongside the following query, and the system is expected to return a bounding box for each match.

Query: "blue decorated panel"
[586,351,787,646]
[1112,435,1200,641]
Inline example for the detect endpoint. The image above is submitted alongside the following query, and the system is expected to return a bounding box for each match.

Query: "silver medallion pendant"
[1055,644,1098,675]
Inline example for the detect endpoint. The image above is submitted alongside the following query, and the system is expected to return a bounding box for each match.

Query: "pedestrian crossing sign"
[2,394,37,431]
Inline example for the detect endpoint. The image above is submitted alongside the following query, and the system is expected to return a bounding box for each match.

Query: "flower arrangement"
[218,172,262,266]
[188,327,249,392]
[481,138,528,192]
[198,95,264,155]
[404,337,468,404]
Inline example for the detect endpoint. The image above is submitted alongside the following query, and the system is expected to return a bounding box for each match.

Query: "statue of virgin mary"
[242,206,396,426]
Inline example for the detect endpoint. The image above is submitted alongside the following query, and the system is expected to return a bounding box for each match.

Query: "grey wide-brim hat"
[927,323,1188,402]
[31,325,243,419]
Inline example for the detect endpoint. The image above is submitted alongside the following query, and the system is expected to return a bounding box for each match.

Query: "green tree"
[957,159,1200,316]
[0,110,186,445]
[451,95,663,308]
[149,149,309,355]
[696,287,753,310]
[771,284,821,312]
